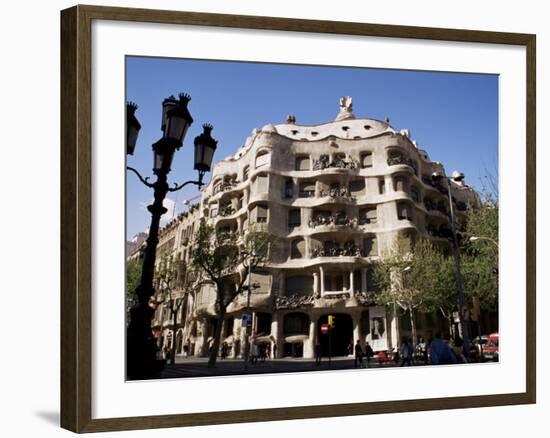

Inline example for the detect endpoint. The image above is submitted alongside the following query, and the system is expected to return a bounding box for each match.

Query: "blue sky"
[126,57,498,239]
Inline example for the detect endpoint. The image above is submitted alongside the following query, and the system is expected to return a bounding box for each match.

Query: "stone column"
[313,272,319,296]
[349,271,354,294]
[319,266,325,296]
[361,268,368,293]
[304,315,317,359]
[385,174,394,193]
[251,311,257,338]
[271,312,283,358]
[352,313,361,345]
[278,273,285,297]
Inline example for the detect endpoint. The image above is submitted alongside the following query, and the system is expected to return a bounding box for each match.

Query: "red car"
[483,333,499,361]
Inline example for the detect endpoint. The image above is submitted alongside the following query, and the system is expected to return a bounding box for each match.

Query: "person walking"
[399,338,414,366]
[315,341,322,366]
[429,332,457,365]
[252,342,259,365]
[354,340,364,368]
[364,342,374,368]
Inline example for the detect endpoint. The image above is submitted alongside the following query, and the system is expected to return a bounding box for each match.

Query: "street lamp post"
[432,171,470,360]
[126,95,217,380]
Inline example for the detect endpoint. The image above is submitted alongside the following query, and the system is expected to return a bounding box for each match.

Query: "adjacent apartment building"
[146,97,479,359]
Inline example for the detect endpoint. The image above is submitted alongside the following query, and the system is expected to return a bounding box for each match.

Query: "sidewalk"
[156,356,403,379]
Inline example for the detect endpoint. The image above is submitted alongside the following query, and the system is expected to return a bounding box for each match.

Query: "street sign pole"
[328,329,332,369]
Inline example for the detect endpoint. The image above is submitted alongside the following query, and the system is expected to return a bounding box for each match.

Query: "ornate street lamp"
[126,93,217,379]
[126,102,141,155]
[432,171,470,359]
[194,123,218,181]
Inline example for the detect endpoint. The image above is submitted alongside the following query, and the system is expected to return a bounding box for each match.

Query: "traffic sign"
[320,324,329,335]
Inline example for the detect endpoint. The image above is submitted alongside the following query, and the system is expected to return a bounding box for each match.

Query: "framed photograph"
[60,4,536,433]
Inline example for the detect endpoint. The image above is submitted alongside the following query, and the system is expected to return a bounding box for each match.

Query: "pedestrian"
[260,344,267,363]
[221,342,227,360]
[315,341,322,365]
[451,338,467,364]
[417,336,427,364]
[354,340,364,368]
[399,338,414,366]
[252,342,259,365]
[429,332,457,365]
[364,342,374,368]
[273,343,277,359]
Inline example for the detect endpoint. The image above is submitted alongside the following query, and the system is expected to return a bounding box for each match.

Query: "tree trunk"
[409,308,417,347]
[208,308,224,368]
[170,303,181,365]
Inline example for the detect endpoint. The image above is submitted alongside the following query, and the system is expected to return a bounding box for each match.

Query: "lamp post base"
[126,303,164,380]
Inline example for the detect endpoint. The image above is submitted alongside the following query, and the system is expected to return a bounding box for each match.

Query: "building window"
[397,202,412,220]
[255,150,270,168]
[256,312,272,334]
[363,236,378,257]
[288,209,301,229]
[238,195,244,210]
[424,198,435,211]
[291,238,306,259]
[361,152,373,168]
[387,149,408,166]
[250,270,271,294]
[256,204,268,223]
[411,185,421,203]
[295,155,310,171]
[299,181,315,197]
[284,179,294,198]
[254,173,268,193]
[394,176,406,192]
[283,312,309,334]
[359,207,377,225]
[213,179,223,194]
[225,318,234,337]
[329,182,340,197]
[210,206,218,218]
[349,179,366,197]
[243,165,250,181]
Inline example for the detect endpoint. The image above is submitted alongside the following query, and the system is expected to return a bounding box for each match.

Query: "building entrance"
[317,314,353,357]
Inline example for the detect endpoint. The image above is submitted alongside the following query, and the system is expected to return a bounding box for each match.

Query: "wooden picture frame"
[60,4,536,433]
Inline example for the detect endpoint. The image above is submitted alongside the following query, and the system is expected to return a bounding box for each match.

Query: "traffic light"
[327,315,335,328]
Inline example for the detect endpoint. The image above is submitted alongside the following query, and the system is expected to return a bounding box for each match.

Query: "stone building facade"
[149,98,478,359]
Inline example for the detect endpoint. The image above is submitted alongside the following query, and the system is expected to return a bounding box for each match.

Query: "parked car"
[373,350,396,365]
[483,333,499,361]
